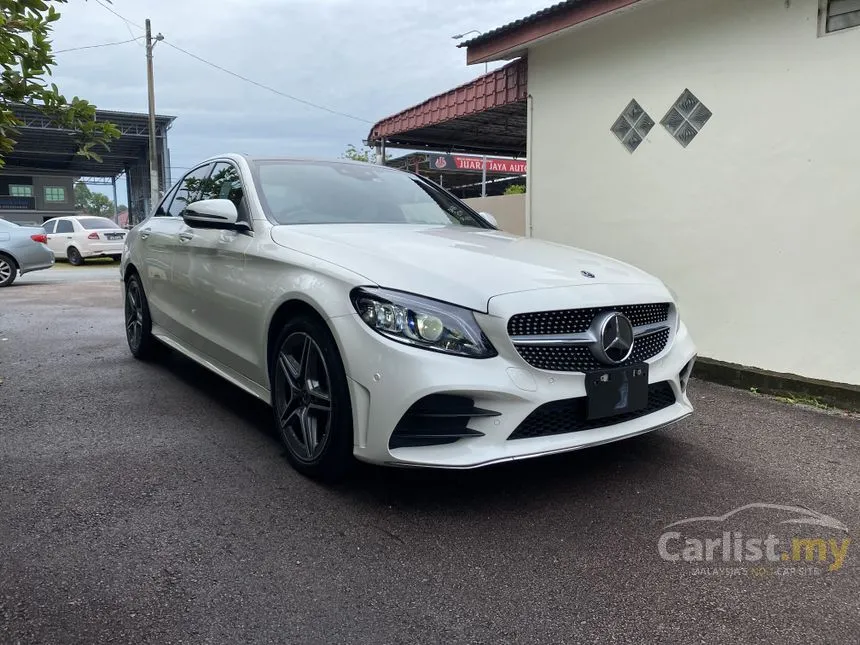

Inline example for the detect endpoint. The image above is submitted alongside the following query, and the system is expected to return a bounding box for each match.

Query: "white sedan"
[44,216,127,265]
[121,154,697,480]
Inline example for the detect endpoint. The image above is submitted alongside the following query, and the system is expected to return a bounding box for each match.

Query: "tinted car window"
[78,217,117,230]
[55,220,74,234]
[251,160,488,228]
[155,183,181,217]
[168,164,213,218]
[200,162,250,224]
[43,220,56,233]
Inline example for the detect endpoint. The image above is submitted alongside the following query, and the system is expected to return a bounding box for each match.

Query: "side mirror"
[479,211,498,228]
[183,199,239,228]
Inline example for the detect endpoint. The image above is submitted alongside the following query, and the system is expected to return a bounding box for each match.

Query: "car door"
[174,161,256,377]
[42,220,58,254]
[141,164,213,340]
[51,219,74,258]
[135,182,184,333]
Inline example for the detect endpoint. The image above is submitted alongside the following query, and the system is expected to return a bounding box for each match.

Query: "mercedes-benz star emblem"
[581,270,596,278]
[589,311,635,365]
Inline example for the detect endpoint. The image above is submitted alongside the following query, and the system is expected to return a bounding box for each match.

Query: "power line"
[94,0,371,124]
[161,40,371,124]
[54,37,143,54]
[94,0,143,29]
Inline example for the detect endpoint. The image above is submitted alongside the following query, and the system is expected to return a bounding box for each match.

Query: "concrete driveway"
[0,277,857,644]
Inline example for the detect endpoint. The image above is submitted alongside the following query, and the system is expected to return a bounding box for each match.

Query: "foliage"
[341,143,377,164]
[74,181,114,216]
[0,0,120,169]
[74,181,92,211]
[504,184,526,195]
[87,192,113,217]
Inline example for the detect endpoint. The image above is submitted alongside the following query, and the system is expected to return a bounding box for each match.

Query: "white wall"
[528,0,860,386]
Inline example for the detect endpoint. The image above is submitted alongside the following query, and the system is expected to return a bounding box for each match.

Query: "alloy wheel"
[275,332,333,463]
[125,280,144,350]
[0,258,11,284]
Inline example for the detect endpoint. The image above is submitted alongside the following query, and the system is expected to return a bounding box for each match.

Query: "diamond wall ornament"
[661,89,712,148]
[610,99,654,153]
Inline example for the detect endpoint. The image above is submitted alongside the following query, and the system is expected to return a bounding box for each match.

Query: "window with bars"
[9,185,32,197]
[821,0,860,34]
[44,186,66,202]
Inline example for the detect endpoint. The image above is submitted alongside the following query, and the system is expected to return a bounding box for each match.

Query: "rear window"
[78,217,117,230]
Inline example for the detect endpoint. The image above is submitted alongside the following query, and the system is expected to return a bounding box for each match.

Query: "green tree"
[341,143,377,164]
[74,181,92,211]
[0,0,120,169]
[87,192,113,217]
[504,184,526,195]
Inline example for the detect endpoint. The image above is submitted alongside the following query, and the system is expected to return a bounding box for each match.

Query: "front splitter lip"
[371,412,692,470]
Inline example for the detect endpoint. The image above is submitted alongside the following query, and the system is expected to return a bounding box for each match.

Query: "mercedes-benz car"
[121,155,696,480]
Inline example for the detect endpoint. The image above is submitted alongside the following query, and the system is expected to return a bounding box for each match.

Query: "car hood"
[270,224,661,312]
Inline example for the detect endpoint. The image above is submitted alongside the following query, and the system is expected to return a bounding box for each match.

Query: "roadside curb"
[693,357,860,413]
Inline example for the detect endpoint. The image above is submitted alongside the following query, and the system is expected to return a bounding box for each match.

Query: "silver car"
[0,219,55,287]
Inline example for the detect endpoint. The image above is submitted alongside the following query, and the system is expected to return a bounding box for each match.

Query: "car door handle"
[179,231,194,242]
[140,227,151,240]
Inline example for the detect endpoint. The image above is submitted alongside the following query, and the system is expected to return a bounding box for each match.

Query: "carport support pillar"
[481,155,487,197]
[111,177,118,222]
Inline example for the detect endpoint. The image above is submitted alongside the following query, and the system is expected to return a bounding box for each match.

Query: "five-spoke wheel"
[271,317,353,480]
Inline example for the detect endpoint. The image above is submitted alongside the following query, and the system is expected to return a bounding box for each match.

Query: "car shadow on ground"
[156,343,691,510]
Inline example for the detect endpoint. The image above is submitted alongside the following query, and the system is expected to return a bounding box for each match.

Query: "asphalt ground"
[1,274,858,644]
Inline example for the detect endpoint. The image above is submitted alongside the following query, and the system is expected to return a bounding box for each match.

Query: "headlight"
[350,287,497,358]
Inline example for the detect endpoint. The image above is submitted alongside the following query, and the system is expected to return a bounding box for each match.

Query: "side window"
[55,220,74,234]
[167,164,213,218]
[201,162,250,223]
[155,182,181,217]
[43,220,56,234]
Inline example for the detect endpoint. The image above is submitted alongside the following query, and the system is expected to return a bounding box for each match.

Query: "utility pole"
[145,19,163,215]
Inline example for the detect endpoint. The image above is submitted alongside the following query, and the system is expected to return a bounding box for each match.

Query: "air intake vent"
[389,394,498,449]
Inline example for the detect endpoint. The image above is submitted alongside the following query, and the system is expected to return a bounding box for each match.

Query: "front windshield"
[251,160,489,228]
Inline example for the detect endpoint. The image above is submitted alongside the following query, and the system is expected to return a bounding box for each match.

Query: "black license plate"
[585,363,649,420]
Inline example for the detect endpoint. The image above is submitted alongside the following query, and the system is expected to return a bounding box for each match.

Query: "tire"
[270,315,354,481]
[67,247,84,266]
[124,273,158,360]
[0,253,17,287]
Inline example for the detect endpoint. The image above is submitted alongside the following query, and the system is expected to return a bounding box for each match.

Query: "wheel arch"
[265,296,347,387]
[0,250,20,271]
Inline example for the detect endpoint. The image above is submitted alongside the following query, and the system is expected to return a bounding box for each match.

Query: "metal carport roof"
[366,58,527,157]
[4,103,175,177]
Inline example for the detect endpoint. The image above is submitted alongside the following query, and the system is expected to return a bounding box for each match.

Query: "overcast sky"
[50,0,547,202]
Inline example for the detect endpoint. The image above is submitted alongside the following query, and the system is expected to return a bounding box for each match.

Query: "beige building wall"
[527,0,860,385]
[464,194,526,236]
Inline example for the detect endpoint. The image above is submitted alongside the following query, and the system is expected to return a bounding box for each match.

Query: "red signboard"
[428,154,527,175]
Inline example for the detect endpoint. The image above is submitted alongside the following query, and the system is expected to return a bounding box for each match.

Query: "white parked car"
[121,155,697,480]
[43,215,127,265]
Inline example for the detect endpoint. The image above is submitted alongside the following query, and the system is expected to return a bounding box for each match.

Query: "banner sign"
[426,154,526,175]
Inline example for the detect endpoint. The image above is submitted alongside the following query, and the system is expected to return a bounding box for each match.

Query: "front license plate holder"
[585,363,649,420]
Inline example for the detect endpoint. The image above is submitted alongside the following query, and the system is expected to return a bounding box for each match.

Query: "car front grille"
[508,303,671,372]
[508,303,670,336]
[508,381,677,440]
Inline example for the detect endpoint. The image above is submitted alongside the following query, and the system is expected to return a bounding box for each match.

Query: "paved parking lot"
[1,274,858,644]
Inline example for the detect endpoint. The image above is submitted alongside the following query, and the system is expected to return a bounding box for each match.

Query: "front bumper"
[329,307,697,469]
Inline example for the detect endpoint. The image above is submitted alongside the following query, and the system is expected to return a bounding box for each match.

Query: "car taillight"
[87,232,100,240]
[30,234,48,244]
